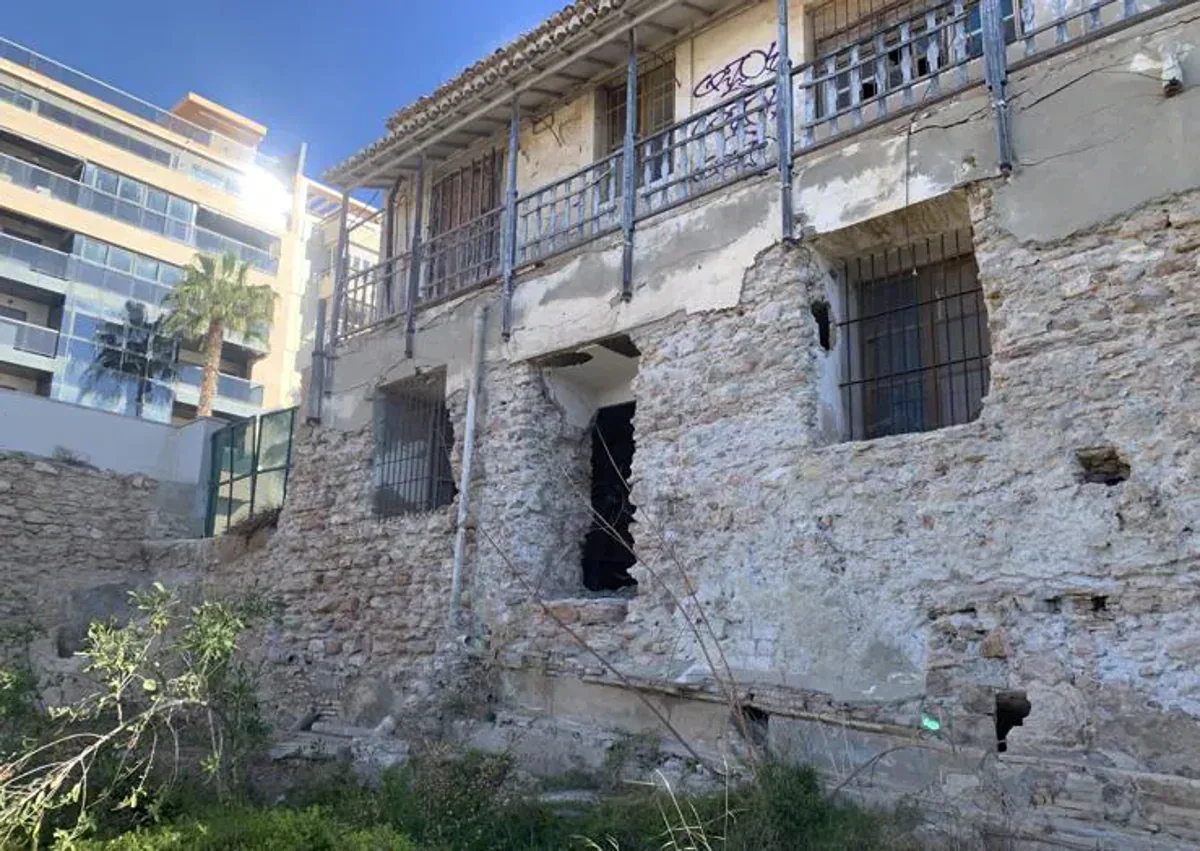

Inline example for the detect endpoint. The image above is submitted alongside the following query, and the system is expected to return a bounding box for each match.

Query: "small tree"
[161,252,275,418]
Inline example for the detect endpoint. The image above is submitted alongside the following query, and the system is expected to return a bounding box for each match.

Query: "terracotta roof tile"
[326,0,626,185]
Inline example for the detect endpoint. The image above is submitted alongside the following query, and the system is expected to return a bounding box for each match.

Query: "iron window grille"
[374,371,456,517]
[837,230,990,441]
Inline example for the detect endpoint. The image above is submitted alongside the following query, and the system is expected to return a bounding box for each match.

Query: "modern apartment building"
[0,36,349,423]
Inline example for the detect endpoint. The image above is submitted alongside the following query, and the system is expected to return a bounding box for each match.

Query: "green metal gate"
[206,407,297,536]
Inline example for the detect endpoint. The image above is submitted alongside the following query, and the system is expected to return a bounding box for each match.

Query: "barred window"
[373,371,456,517]
[837,231,990,441]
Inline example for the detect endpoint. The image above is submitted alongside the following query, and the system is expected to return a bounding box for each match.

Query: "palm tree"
[85,300,177,419]
[161,252,275,418]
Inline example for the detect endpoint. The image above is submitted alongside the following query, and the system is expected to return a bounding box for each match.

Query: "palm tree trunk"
[198,320,223,418]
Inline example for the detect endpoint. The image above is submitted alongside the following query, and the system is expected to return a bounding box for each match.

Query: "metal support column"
[620,27,638,302]
[776,0,795,240]
[981,0,1014,175]
[500,96,521,341]
[329,190,351,344]
[382,177,401,315]
[404,158,426,358]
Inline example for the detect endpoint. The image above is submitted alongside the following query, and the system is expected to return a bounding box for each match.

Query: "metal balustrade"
[421,207,503,302]
[517,152,623,265]
[337,253,412,339]
[331,0,1191,343]
[0,314,58,358]
[794,0,987,151]
[636,81,777,217]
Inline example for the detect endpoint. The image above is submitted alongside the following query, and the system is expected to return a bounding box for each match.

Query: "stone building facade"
[8,0,1200,846]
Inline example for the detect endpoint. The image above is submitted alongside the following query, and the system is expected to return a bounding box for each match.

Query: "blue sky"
[3,0,565,181]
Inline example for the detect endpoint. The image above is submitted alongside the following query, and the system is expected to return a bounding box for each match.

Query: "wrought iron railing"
[637,80,777,217]
[421,207,503,302]
[332,0,1188,343]
[337,253,412,339]
[517,152,623,265]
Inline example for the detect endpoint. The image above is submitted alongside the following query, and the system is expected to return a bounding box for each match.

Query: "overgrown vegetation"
[0,585,270,849]
[66,750,910,851]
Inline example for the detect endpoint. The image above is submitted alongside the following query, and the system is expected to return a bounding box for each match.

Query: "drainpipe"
[449,303,488,624]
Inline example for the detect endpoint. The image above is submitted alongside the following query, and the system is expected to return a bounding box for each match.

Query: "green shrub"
[74,807,413,851]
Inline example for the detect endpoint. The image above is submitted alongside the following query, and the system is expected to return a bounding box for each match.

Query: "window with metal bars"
[837,231,990,441]
[373,371,456,517]
[602,60,676,188]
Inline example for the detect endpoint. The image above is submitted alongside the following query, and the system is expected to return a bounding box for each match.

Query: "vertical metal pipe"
[620,27,638,302]
[405,158,427,358]
[450,304,488,623]
[501,96,521,340]
[330,190,351,343]
[776,0,795,240]
[307,298,327,424]
[981,0,1014,174]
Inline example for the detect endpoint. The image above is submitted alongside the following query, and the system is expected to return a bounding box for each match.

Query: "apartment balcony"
[0,151,279,273]
[175,363,264,418]
[0,36,283,177]
[0,312,58,371]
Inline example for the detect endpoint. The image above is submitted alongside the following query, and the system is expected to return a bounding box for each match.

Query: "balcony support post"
[382,175,403,316]
[981,0,1014,175]
[501,96,521,341]
[776,0,795,240]
[329,190,351,345]
[405,157,427,359]
[621,27,638,302]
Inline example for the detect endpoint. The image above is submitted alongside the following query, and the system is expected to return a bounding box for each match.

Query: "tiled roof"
[326,0,627,185]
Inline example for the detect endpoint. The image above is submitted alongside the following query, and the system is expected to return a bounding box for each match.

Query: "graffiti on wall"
[692,41,780,100]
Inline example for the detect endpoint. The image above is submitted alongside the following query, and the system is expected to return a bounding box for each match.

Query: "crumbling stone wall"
[0,452,175,700]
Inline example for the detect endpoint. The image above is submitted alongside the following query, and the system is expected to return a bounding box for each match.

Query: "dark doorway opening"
[582,402,638,593]
[995,690,1031,753]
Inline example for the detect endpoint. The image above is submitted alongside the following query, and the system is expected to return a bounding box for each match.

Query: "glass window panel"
[230,422,256,477]
[229,477,253,527]
[253,469,287,512]
[257,408,294,472]
[159,265,182,287]
[72,314,102,341]
[115,200,141,225]
[143,211,166,234]
[78,237,107,265]
[94,167,119,195]
[167,196,193,222]
[146,189,169,214]
[133,256,159,281]
[167,219,190,242]
[107,247,134,273]
[117,176,144,204]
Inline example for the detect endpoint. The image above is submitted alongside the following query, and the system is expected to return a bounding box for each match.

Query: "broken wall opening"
[537,335,641,595]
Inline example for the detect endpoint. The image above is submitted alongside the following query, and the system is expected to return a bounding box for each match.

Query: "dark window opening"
[1076,446,1129,486]
[582,402,638,593]
[995,690,1031,753]
[739,704,770,750]
[194,207,278,254]
[1091,595,1108,613]
[374,371,457,517]
[838,231,990,441]
[812,300,833,351]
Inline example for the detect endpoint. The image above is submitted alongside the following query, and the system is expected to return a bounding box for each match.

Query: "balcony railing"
[0,229,174,306]
[0,36,280,172]
[178,363,264,406]
[332,0,1187,343]
[517,152,623,265]
[0,152,279,273]
[0,314,58,358]
[335,253,412,339]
